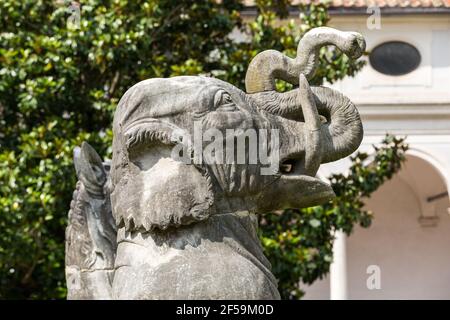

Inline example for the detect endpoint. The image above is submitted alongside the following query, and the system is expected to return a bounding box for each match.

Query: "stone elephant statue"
[65,27,365,299]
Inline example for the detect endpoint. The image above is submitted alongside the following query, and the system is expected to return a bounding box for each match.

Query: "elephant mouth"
[279,157,304,176]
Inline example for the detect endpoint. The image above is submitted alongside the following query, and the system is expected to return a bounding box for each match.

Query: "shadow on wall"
[304,151,450,299]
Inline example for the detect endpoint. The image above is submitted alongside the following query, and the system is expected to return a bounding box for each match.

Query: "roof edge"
[240,6,450,17]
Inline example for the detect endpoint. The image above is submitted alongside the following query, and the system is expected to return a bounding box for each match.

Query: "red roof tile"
[243,0,450,8]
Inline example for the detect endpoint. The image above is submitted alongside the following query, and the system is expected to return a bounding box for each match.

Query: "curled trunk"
[245,27,365,93]
[249,85,363,163]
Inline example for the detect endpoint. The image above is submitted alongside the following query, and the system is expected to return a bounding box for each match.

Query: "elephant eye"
[214,90,237,112]
[222,93,233,104]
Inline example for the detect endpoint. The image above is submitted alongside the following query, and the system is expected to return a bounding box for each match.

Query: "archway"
[346,151,450,299]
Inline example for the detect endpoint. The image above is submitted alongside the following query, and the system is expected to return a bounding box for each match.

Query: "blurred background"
[0,0,449,299]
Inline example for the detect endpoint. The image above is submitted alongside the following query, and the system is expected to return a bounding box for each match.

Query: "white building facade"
[303,4,450,299]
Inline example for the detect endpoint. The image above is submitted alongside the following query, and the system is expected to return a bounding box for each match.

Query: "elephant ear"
[112,119,216,231]
[73,142,107,196]
[66,142,116,299]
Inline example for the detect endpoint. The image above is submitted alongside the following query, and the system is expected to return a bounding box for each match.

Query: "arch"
[395,148,450,226]
[405,147,450,202]
[307,145,450,299]
[345,165,450,299]
[343,148,450,298]
[317,146,450,202]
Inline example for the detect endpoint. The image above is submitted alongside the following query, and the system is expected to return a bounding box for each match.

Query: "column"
[330,229,348,300]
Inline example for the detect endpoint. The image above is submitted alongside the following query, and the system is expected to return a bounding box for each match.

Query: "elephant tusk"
[298,74,322,176]
[298,74,321,132]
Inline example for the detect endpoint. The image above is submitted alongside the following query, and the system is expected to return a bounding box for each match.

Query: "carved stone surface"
[65,27,365,299]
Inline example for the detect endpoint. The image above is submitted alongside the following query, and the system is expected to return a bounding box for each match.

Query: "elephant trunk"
[249,85,363,164]
[245,26,365,166]
[245,27,366,93]
[312,86,363,163]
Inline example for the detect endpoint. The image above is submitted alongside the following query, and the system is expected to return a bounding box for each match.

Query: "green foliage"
[1,0,242,299]
[259,135,409,299]
[0,0,380,299]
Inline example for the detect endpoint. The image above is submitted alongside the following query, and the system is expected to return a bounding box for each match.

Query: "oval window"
[369,41,421,76]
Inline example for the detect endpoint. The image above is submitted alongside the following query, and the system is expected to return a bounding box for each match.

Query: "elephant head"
[109,27,365,232]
